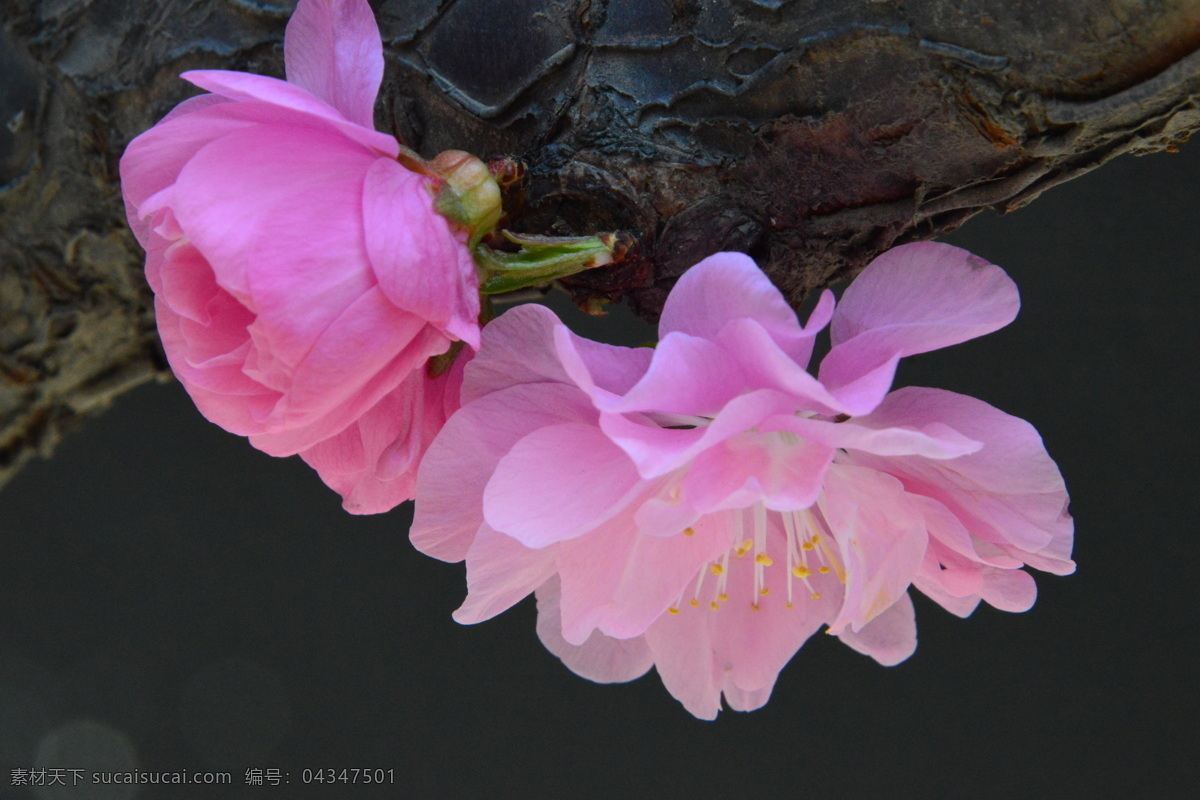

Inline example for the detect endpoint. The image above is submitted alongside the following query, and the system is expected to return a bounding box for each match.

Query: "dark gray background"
[1,142,1197,799]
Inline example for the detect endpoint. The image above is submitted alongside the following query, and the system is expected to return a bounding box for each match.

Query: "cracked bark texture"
[1,0,1198,488]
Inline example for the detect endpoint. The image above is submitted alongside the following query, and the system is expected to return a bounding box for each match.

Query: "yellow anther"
[810,534,821,543]
[689,598,700,607]
[755,553,774,566]
[759,587,770,596]
[837,570,847,583]
[717,593,729,602]
[786,602,794,610]
[710,563,724,576]
[683,527,695,536]
[735,539,753,557]
[802,541,815,551]
[750,603,761,612]
[709,601,720,611]
[810,592,821,600]
[818,566,831,574]
[668,607,680,615]
[792,565,812,578]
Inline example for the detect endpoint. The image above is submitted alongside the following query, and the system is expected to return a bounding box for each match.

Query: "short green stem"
[475,231,628,295]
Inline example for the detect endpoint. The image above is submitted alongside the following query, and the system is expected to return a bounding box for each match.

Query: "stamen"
[752,503,768,599]
[683,527,695,536]
[709,601,720,611]
[689,598,700,607]
[668,606,680,615]
[710,563,724,576]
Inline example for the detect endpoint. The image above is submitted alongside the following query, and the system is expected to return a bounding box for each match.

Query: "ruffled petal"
[642,601,722,720]
[602,331,746,417]
[248,321,446,456]
[284,0,383,129]
[834,591,917,666]
[846,387,1074,562]
[659,252,833,367]
[483,423,644,548]
[682,431,834,512]
[155,298,278,434]
[453,524,558,624]
[181,70,398,156]
[769,415,981,461]
[819,242,1019,413]
[600,389,798,479]
[460,304,576,403]
[170,122,380,359]
[298,354,464,514]
[411,382,594,562]
[555,507,733,644]
[534,577,655,684]
[819,463,928,634]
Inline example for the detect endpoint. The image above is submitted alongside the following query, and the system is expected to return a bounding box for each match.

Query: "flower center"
[667,503,847,615]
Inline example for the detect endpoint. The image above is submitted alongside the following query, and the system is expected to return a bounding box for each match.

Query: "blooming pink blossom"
[119,0,480,512]
[411,243,1074,718]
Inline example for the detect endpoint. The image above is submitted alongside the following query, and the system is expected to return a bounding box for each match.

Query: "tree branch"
[1,0,1197,486]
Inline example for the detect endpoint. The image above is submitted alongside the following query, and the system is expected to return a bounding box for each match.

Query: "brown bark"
[1,0,1198,487]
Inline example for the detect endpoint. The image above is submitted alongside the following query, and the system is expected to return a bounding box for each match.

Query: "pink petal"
[819,463,928,634]
[554,327,655,399]
[820,242,1019,412]
[181,70,398,156]
[769,415,981,461]
[534,577,655,684]
[980,568,1037,612]
[171,122,378,362]
[848,387,1074,560]
[363,158,480,348]
[411,382,594,562]
[642,602,723,720]
[659,252,834,367]
[714,318,848,414]
[460,304,577,403]
[641,520,844,717]
[706,519,844,692]
[298,358,462,514]
[260,287,427,423]
[600,389,798,479]
[119,96,244,247]
[483,423,644,548]
[682,431,834,512]
[720,681,775,713]
[603,331,746,417]
[248,321,446,456]
[555,507,734,644]
[835,591,917,666]
[157,240,238,327]
[453,524,559,624]
[155,298,278,434]
[284,0,383,130]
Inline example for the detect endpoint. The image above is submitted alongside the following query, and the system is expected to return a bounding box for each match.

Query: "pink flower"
[119,0,480,511]
[411,243,1074,718]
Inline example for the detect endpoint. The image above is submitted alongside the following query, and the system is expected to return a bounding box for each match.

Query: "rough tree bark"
[1,0,1198,488]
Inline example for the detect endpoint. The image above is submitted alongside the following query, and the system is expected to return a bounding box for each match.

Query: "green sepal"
[475,232,620,295]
